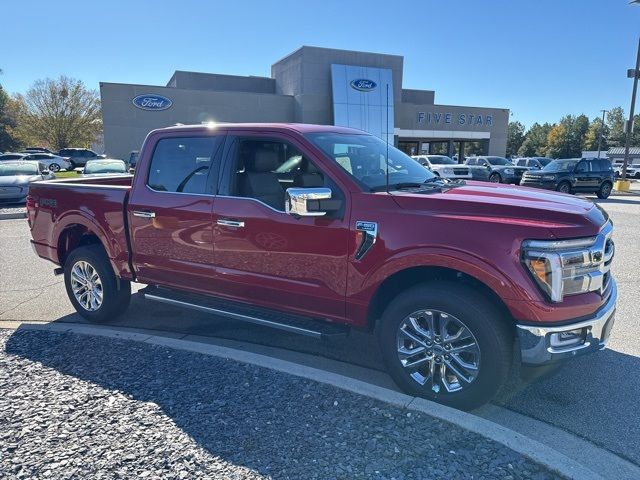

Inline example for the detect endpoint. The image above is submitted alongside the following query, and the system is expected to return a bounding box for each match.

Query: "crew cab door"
[210,131,350,321]
[127,132,225,293]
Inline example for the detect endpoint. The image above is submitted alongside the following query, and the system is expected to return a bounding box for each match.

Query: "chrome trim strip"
[217,219,245,228]
[217,195,286,214]
[133,210,156,218]
[517,279,617,365]
[144,293,323,338]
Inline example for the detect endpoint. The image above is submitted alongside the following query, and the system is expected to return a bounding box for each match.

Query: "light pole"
[622,1,640,182]
[597,109,608,158]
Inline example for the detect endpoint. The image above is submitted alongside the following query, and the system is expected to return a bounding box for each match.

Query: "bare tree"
[11,76,101,150]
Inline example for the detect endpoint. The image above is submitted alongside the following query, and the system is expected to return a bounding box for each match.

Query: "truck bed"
[28,175,134,278]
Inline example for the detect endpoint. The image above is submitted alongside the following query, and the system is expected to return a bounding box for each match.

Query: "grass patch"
[53,171,79,179]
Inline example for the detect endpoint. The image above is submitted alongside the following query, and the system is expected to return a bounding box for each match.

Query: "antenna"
[386,83,390,194]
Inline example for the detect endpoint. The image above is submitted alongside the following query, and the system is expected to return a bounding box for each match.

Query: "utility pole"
[597,109,608,159]
[622,36,640,181]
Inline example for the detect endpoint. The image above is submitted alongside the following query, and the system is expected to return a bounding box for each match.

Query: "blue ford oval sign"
[132,94,173,111]
[350,79,377,92]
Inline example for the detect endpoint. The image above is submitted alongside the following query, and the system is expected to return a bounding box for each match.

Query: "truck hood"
[391,182,608,238]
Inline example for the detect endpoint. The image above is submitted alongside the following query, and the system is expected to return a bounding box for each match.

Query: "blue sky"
[2,0,639,127]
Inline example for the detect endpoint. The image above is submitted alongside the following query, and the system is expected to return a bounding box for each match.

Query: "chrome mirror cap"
[286,187,332,217]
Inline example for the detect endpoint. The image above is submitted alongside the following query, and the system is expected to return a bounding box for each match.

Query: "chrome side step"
[143,290,349,339]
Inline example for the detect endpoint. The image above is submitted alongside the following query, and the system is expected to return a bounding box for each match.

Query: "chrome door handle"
[133,210,156,218]
[217,219,245,228]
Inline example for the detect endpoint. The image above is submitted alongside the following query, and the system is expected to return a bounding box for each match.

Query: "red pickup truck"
[27,123,617,409]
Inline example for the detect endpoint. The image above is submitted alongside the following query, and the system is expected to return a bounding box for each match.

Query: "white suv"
[411,155,472,179]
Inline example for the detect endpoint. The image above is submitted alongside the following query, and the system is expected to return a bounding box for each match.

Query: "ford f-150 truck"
[27,123,617,410]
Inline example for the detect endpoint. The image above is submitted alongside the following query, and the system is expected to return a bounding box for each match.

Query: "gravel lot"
[0,329,559,480]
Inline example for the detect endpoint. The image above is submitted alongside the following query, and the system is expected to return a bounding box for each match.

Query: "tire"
[63,245,131,323]
[596,181,612,199]
[556,181,571,194]
[489,173,501,183]
[49,163,60,172]
[377,282,513,410]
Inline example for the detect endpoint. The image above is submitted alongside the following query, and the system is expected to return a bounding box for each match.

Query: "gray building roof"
[607,146,640,156]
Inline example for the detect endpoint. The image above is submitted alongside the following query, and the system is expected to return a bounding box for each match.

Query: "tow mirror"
[286,187,341,217]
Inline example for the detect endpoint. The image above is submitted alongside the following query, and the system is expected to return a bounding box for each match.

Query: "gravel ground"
[0,329,560,480]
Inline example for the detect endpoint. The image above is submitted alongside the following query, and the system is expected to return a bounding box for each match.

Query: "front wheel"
[378,282,513,410]
[489,173,501,183]
[597,181,612,199]
[64,245,131,323]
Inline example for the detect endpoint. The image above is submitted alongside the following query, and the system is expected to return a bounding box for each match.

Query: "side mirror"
[286,187,340,217]
[41,170,50,175]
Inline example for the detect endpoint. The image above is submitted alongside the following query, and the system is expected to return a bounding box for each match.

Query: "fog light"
[549,329,585,348]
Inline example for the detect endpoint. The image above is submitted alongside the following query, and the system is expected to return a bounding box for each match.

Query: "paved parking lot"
[1,194,639,468]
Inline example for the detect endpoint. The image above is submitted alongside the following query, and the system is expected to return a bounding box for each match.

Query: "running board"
[141,287,349,339]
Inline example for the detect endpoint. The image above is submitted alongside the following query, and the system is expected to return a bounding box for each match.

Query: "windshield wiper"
[370,181,440,192]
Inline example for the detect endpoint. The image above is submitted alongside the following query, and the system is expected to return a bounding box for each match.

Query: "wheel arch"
[57,224,105,267]
[366,265,514,333]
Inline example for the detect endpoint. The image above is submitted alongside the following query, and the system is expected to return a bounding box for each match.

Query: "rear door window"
[147,136,223,194]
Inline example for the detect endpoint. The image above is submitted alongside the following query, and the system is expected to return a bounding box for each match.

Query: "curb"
[0,211,26,220]
[12,322,605,480]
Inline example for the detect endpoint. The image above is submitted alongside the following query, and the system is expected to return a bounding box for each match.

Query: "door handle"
[217,218,245,228]
[133,210,156,218]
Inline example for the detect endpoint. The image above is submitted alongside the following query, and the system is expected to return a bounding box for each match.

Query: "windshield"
[84,160,126,174]
[543,159,579,172]
[536,158,552,166]
[306,133,435,190]
[0,163,39,176]
[486,157,513,166]
[427,156,456,165]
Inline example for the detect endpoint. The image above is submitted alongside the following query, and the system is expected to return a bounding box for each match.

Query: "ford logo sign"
[350,79,377,92]
[132,94,173,111]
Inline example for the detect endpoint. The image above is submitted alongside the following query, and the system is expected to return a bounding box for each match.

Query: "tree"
[606,107,626,147]
[545,123,568,158]
[0,85,19,152]
[583,117,609,152]
[506,121,525,157]
[518,122,553,157]
[544,115,589,158]
[11,76,101,151]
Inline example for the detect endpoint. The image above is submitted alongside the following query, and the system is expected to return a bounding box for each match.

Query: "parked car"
[465,156,528,184]
[613,161,640,179]
[0,161,54,204]
[22,153,71,172]
[411,155,472,179]
[520,158,615,198]
[23,147,54,154]
[515,157,553,170]
[80,159,128,177]
[58,148,105,167]
[27,123,617,410]
[0,152,27,162]
[129,150,139,169]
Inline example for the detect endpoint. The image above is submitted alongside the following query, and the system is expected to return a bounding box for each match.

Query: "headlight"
[442,167,453,174]
[504,168,514,174]
[542,175,555,180]
[521,233,613,302]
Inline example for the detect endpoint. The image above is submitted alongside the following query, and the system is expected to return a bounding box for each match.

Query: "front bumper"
[519,179,557,190]
[516,279,617,365]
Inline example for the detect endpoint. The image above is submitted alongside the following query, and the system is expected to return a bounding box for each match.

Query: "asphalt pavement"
[1,194,639,467]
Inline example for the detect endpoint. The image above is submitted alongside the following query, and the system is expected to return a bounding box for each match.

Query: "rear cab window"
[147,136,223,194]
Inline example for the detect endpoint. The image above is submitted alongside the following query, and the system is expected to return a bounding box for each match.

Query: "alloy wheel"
[70,260,103,311]
[396,309,481,393]
[49,163,60,172]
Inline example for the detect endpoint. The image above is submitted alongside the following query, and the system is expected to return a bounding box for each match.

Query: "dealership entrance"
[397,138,489,161]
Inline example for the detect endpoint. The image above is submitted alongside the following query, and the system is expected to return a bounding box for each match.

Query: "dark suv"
[520,158,615,199]
[58,148,104,167]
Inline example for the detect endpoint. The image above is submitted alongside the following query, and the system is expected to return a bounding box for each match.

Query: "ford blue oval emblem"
[350,79,377,92]
[132,94,173,111]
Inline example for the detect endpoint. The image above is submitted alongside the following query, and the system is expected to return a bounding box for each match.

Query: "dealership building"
[100,46,509,162]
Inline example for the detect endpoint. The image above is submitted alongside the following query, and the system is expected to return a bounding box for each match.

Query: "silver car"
[80,159,128,177]
[411,155,472,179]
[0,161,54,204]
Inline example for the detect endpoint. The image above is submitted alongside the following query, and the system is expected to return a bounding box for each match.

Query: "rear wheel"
[49,163,61,172]
[64,245,131,323]
[378,282,513,410]
[597,181,612,199]
[489,173,501,183]
[556,181,571,194]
